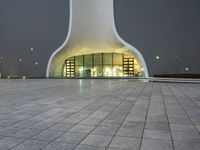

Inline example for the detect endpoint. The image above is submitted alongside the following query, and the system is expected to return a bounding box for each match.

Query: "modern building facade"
[0,0,200,78]
[46,0,148,78]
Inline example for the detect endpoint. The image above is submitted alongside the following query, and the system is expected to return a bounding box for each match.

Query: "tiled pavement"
[0,79,200,150]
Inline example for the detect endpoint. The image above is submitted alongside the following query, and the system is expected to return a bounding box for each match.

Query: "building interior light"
[79,67,84,72]
[105,67,112,77]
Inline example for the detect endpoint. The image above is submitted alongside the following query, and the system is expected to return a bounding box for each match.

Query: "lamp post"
[0,57,3,78]
[19,58,23,78]
[0,64,2,78]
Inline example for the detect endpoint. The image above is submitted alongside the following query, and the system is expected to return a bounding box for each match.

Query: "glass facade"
[63,53,143,78]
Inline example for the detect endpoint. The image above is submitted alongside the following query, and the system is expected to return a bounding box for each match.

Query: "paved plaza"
[0,79,200,150]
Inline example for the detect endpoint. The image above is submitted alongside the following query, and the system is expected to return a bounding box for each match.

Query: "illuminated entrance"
[63,53,144,78]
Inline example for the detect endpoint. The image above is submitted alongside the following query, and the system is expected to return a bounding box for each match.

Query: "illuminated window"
[63,53,143,78]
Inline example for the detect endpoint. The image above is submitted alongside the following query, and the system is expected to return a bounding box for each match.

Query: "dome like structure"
[46,0,149,78]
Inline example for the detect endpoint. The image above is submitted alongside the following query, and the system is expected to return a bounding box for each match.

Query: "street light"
[156,56,160,60]
[185,67,189,71]
[0,56,3,78]
[35,61,38,65]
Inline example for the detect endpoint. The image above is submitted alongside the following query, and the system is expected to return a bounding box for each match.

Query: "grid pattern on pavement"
[0,79,199,150]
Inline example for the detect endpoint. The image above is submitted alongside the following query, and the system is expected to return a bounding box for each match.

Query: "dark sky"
[0,0,200,77]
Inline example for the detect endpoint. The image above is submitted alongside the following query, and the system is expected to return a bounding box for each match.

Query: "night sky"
[0,0,200,77]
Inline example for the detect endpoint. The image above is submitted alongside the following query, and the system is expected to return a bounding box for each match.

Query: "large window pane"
[113,65,123,77]
[84,55,92,66]
[103,66,113,77]
[92,66,103,77]
[75,55,83,66]
[103,53,112,65]
[113,53,122,65]
[84,66,92,77]
[94,54,102,65]
[75,66,84,77]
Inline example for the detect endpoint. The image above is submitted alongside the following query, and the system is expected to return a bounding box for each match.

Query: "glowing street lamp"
[19,58,22,62]
[156,56,160,60]
[185,67,189,71]
[35,62,38,65]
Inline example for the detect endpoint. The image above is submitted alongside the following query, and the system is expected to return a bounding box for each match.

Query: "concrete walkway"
[0,79,200,150]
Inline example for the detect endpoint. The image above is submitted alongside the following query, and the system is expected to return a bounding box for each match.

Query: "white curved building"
[46,0,149,78]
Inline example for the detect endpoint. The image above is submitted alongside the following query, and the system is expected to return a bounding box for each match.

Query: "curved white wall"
[46,0,149,78]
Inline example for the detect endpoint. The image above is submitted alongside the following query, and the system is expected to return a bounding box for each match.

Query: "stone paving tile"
[55,132,88,144]
[28,121,56,130]
[79,118,102,126]
[12,128,43,139]
[140,138,174,150]
[143,129,172,140]
[69,124,95,133]
[171,131,200,142]
[170,124,198,132]
[0,127,22,136]
[74,144,106,150]
[11,140,49,150]
[174,140,200,150]
[91,126,119,136]
[0,137,26,150]
[28,115,49,122]
[145,122,170,130]
[121,120,145,129]
[0,136,4,141]
[81,134,112,147]
[12,120,38,128]
[61,117,84,124]
[108,136,140,150]
[192,118,200,125]
[196,125,200,132]
[31,129,63,141]
[0,119,20,127]
[106,148,127,150]
[49,123,75,132]
[99,119,122,127]
[42,142,76,150]
[43,116,66,123]
[116,127,143,138]
[125,116,146,122]
[146,114,168,123]
[70,113,90,119]
[168,118,193,125]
